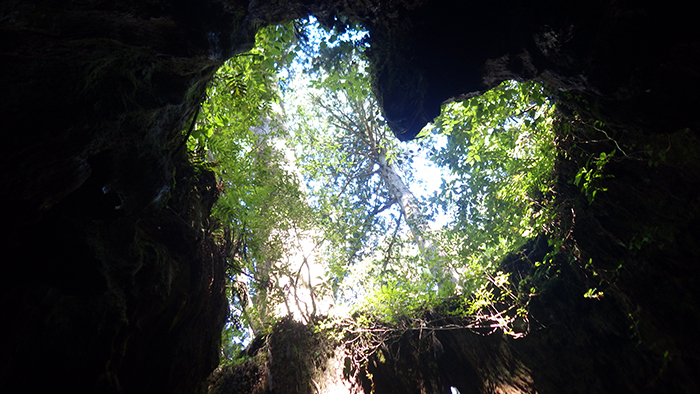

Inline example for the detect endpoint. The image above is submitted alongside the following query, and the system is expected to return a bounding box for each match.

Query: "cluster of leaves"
[426,80,559,296]
[573,148,615,204]
[189,23,323,356]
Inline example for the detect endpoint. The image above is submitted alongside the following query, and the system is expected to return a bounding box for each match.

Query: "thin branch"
[382,210,404,270]
[335,167,380,200]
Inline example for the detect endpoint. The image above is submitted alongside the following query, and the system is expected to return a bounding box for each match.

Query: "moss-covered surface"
[208,317,345,394]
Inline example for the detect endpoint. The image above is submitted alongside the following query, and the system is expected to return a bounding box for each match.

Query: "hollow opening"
[191,17,559,359]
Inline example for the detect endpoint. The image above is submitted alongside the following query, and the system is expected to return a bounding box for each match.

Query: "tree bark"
[376,148,433,256]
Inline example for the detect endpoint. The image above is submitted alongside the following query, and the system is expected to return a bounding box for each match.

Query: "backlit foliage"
[193,20,562,353]
[427,80,558,294]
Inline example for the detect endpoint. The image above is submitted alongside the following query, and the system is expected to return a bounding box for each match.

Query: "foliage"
[189,24,297,149]
[196,18,563,355]
[573,148,615,204]
[285,23,459,318]
[428,80,559,295]
[190,23,322,355]
[286,22,561,326]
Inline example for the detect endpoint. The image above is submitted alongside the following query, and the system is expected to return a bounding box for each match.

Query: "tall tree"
[289,43,457,309]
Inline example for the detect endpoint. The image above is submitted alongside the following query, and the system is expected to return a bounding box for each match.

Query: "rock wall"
[365,0,700,139]
[0,1,248,392]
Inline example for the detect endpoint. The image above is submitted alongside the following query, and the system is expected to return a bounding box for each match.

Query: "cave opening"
[193,17,560,363]
[2,1,700,393]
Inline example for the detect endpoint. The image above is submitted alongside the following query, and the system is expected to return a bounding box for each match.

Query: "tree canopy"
[188,18,560,358]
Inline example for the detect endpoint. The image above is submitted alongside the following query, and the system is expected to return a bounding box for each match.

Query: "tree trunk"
[376,148,456,286]
[377,149,432,254]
